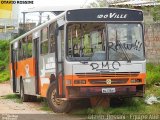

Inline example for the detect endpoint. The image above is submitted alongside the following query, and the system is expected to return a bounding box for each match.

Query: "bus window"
[27,34,32,58]
[67,23,106,61]
[49,23,55,53]
[41,27,49,54]
[61,30,64,60]
[18,40,23,60]
[22,37,27,59]
[108,24,144,61]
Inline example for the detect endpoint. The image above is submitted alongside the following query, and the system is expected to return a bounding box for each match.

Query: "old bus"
[10,8,146,113]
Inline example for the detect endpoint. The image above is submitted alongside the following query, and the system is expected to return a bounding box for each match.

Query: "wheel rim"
[51,89,64,106]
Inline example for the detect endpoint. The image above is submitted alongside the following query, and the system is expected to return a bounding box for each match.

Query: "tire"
[47,82,72,113]
[20,80,30,102]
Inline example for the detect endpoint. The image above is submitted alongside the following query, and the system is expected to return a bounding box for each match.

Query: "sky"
[20,0,95,11]
[19,0,96,23]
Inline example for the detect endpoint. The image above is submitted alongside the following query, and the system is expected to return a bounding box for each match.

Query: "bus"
[10,8,146,113]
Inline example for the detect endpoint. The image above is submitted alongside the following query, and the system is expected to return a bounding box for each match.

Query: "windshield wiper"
[118,41,131,63]
[115,31,131,63]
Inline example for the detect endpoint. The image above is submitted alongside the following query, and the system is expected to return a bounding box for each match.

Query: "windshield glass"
[66,23,144,61]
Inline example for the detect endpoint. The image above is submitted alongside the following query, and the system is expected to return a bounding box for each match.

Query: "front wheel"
[47,82,72,113]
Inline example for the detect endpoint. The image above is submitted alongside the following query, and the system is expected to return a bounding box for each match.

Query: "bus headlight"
[131,79,142,83]
[74,80,86,84]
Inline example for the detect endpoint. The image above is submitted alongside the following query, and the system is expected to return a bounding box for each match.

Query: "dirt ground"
[0,82,49,114]
[0,82,85,120]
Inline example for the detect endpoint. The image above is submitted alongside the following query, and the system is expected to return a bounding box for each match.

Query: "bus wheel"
[47,82,71,113]
[20,81,30,102]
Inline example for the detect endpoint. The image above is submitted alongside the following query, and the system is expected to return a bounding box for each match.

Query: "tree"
[88,0,106,8]
[85,0,130,8]
[151,5,160,22]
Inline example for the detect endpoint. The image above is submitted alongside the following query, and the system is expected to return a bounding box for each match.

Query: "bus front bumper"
[67,85,145,99]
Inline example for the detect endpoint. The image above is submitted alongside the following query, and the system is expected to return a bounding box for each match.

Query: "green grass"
[40,99,52,111]
[3,94,22,103]
[146,63,160,87]
[72,98,146,115]
[72,97,160,116]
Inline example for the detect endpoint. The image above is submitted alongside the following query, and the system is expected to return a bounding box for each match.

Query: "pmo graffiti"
[90,61,121,71]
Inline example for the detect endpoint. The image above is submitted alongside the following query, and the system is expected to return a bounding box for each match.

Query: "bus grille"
[75,72,140,78]
[89,79,128,84]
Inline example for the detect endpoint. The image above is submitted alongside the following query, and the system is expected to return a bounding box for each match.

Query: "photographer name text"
[1,1,33,4]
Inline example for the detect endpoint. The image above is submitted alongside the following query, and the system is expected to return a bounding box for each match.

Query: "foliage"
[13,29,27,39]
[0,40,10,82]
[146,63,160,87]
[86,0,106,8]
[150,5,160,22]
[0,70,10,83]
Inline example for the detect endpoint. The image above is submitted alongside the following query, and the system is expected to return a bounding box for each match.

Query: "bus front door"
[55,29,64,98]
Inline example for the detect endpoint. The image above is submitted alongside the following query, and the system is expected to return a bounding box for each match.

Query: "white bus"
[10,8,146,113]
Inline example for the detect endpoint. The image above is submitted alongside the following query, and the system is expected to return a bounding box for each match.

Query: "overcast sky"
[18,0,96,23]
[20,0,95,11]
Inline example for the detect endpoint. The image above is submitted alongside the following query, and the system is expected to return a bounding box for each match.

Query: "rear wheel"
[47,82,72,113]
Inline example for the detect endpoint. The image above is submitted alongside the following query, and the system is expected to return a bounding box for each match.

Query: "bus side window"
[41,27,49,54]
[50,35,55,53]
[49,23,55,53]
[22,37,27,59]
[27,34,32,58]
[18,40,22,60]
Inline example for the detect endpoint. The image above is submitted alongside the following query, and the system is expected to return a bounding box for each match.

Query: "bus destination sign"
[66,8,143,22]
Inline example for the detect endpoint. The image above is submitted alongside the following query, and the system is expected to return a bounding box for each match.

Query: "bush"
[0,40,10,82]
[146,63,160,87]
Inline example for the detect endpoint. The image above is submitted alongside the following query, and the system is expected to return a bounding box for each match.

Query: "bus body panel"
[39,53,56,97]
[10,57,37,95]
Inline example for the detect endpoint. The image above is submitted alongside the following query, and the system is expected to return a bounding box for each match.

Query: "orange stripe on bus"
[64,73,146,86]
[10,57,36,79]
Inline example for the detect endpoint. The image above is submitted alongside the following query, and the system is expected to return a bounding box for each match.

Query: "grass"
[39,98,52,111]
[3,94,52,111]
[72,97,160,118]
[146,63,160,87]
[3,94,22,103]
[3,94,52,112]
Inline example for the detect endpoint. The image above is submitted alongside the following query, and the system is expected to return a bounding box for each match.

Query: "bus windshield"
[66,23,144,61]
